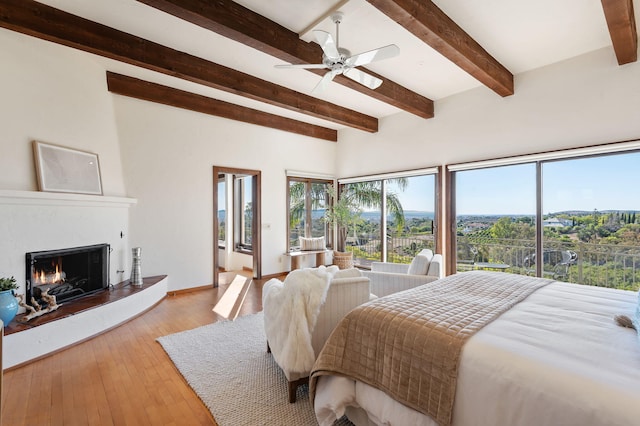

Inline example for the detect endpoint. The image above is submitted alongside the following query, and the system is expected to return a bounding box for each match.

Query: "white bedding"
[315,281,640,426]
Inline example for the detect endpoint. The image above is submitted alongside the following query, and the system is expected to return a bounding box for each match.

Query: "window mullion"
[305,181,312,237]
[535,162,543,277]
[381,180,388,262]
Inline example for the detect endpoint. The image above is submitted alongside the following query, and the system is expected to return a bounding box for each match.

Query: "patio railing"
[348,232,436,268]
[348,234,640,291]
[456,236,640,291]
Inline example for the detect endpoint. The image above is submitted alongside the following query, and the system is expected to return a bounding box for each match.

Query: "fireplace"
[25,244,110,307]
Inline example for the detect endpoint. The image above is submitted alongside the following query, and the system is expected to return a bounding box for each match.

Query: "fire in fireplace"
[25,244,110,307]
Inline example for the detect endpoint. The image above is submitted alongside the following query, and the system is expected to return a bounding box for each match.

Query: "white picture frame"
[33,141,103,195]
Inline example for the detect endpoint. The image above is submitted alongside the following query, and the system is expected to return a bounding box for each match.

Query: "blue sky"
[220,152,640,216]
[456,152,640,215]
[387,175,435,212]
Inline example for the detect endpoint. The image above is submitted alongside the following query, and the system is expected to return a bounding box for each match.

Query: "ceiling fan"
[275,12,400,94]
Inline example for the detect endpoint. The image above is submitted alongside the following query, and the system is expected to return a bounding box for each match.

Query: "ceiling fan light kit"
[275,11,399,94]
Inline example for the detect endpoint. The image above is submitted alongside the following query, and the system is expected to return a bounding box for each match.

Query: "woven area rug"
[157,312,353,425]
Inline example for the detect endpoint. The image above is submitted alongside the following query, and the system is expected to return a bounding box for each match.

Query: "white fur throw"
[263,265,338,376]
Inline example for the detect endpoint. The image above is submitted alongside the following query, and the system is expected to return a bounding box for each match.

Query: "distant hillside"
[360,210,434,222]
[313,210,434,221]
[220,209,639,223]
[552,210,640,216]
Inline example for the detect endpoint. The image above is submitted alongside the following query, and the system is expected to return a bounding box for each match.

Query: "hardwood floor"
[2,272,275,426]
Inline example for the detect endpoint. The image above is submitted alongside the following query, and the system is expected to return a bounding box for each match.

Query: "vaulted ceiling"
[1,0,637,142]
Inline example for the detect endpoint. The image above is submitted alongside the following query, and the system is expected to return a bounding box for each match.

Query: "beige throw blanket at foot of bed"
[310,271,552,426]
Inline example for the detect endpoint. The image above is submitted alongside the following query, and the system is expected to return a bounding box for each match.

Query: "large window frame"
[446,140,640,291]
[338,167,442,266]
[234,174,253,253]
[217,174,226,249]
[287,176,333,251]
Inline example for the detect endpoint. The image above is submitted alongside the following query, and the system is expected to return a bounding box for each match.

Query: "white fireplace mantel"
[0,189,137,207]
[1,188,143,369]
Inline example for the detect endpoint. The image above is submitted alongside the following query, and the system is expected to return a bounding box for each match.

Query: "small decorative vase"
[0,289,19,325]
[130,247,143,287]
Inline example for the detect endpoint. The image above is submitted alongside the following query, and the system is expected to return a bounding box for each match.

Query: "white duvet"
[315,281,640,426]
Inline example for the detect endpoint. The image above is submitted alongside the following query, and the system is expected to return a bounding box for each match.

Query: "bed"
[310,271,640,426]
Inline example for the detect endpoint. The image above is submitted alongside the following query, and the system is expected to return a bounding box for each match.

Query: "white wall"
[336,47,640,177]
[114,96,337,290]
[0,30,132,295]
[0,30,126,195]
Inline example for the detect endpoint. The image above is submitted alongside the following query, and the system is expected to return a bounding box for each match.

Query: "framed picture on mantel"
[33,140,103,195]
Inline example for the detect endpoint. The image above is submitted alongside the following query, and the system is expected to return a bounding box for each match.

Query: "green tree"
[345,180,407,232]
[288,181,328,230]
[326,180,408,250]
[491,217,514,239]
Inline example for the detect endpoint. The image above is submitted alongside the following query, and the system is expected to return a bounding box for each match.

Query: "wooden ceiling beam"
[0,0,377,133]
[106,72,337,142]
[136,0,434,119]
[366,0,514,97]
[601,0,638,65]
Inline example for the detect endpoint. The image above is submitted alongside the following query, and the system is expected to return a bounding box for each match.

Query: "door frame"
[213,166,262,287]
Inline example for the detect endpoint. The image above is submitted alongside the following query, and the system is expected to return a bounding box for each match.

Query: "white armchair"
[262,266,371,402]
[363,249,443,298]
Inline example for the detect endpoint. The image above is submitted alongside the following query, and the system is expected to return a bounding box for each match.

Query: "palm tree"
[289,179,408,251]
[288,181,307,231]
[289,181,329,242]
[343,180,407,233]
[326,180,408,251]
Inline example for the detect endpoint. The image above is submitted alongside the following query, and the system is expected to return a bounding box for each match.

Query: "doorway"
[213,166,262,287]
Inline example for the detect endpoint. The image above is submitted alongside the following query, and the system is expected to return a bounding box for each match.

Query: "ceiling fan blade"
[345,44,400,68]
[312,69,339,95]
[313,30,341,60]
[274,63,327,69]
[343,68,383,90]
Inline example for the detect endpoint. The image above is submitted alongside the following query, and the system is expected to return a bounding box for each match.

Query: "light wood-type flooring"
[1,271,275,425]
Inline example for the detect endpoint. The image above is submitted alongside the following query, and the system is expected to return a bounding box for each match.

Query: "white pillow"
[407,254,431,275]
[417,249,434,258]
[426,255,441,277]
[299,236,326,251]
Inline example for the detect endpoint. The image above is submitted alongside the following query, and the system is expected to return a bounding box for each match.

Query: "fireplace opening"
[26,243,110,307]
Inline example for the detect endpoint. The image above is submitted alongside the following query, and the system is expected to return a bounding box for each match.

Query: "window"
[234,175,253,252]
[339,170,439,267]
[542,152,640,290]
[287,177,331,250]
[450,147,640,291]
[453,164,536,273]
[217,177,226,248]
[386,175,437,262]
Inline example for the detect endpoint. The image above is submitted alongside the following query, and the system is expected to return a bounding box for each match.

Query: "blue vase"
[0,289,19,325]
